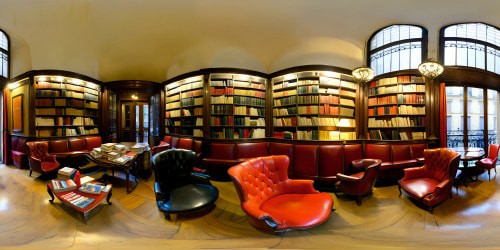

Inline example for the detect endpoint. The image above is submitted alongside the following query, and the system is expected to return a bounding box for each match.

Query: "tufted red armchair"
[335,159,381,206]
[475,144,500,181]
[228,155,333,234]
[398,148,460,213]
[26,141,60,177]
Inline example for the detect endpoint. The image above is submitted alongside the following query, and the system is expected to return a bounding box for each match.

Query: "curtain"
[439,82,447,148]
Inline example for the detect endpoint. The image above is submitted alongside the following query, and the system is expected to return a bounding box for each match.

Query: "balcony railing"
[447,130,497,148]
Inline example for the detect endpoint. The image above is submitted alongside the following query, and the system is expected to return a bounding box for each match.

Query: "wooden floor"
[2,164,500,250]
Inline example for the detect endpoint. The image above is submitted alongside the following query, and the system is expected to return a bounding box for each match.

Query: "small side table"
[47,182,112,222]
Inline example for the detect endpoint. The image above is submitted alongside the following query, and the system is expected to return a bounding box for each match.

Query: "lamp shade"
[352,67,375,83]
[418,59,444,79]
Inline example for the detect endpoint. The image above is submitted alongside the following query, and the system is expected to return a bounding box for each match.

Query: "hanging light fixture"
[418,59,444,80]
[352,66,375,83]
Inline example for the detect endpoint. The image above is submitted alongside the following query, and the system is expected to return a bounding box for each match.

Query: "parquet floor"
[2,164,500,249]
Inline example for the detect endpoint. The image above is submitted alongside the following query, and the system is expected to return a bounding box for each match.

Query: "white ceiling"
[0,0,499,83]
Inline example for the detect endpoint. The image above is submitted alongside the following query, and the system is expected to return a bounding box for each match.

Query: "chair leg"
[398,185,402,197]
[356,196,362,206]
[29,170,32,176]
[488,169,491,181]
[164,213,171,220]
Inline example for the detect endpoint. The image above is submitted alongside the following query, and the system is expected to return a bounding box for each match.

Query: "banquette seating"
[201,141,427,186]
[228,155,334,234]
[19,136,103,171]
[10,136,28,169]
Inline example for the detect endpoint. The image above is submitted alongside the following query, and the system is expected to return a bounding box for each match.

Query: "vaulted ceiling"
[0,0,499,83]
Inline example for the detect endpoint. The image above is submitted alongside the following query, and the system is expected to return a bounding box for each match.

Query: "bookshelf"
[165,75,204,137]
[272,70,357,141]
[366,75,426,140]
[34,75,100,138]
[209,73,266,139]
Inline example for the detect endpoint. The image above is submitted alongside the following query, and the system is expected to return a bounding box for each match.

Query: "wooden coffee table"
[47,182,112,222]
[84,152,139,193]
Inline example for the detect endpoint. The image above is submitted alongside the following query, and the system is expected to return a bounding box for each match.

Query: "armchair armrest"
[46,154,58,163]
[432,179,451,198]
[154,182,167,202]
[400,166,426,181]
[190,171,212,184]
[336,173,362,182]
[242,202,280,230]
[287,179,318,194]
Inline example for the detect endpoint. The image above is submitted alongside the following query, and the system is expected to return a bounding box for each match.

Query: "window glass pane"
[486,47,495,71]
[456,41,468,66]
[467,87,484,148]
[487,89,498,144]
[399,25,409,40]
[457,24,467,37]
[466,23,477,39]
[447,86,464,148]
[400,45,410,70]
[444,42,456,66]
[476,44,485,69]
[0,32,7,50]
[409,26,422,39]
[477,24,487,41]
[391,47,400,71]
[383,28,391,45]
[410,43,421,69]
[468,43,476,67]
[445,26,457,37]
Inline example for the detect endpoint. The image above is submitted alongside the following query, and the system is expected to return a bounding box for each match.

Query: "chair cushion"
[41,161,60,172]
[477,158,495,169]
[399,178,440,199]
[157,184,218,213]
[260,193,333,229]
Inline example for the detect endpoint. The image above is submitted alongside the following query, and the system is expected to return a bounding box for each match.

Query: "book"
[51,179,77,193]
[79,183,104,194]
[57,167,76,180]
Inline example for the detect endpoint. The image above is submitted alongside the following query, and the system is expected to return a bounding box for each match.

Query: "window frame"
[0,28,10,79]
[367,24,428,76]
[439,22,500,75]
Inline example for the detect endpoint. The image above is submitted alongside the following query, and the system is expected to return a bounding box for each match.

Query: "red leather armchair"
[228,155,333,234]
[476,144,500,181]
[26,141,60,177]
[398,148,460,212]
[335,159,381,206]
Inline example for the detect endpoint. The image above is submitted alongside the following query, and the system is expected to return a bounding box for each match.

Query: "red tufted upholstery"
[335,159,381,205]
[398,148,460,212]
[26,141,60,177]
[476,144,500,181]
[228,155,333,234]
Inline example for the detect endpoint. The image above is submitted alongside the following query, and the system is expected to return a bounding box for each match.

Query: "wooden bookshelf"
[366,75,426,140]
[165,75,204,137]
[209,73,266,139]
[34,75,100,138]
[272,70,357,141]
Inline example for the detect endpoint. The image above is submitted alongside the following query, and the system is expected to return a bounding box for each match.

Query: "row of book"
[210,116,234,126]
[35,82,100,93]
[274,107,298,116]
[180,89,203,98]
[166,110,181,118]
[368,75,425,87]
[273,89,297,97]
[234,106,265,116]
[210,128,266,139]
[36,127,100,137]
[274,96,297,106]
[234,96,265,106]
[175,80,203,91]
[368,84,425,95]
[367,105,425,116]
[180,118,203,126]
[166,102,181,110]
[166,95,180,102]
[368,94,425,106]
[368,129,426,140]
[180,97,203,107]
[35,98,67,107]
[181,108,203,116]
[234,89,265,98]
[51,179,77,192]
[234,117,265,127]
[273,78,356,90]
[232,81,265,90]
[367,116,426,128]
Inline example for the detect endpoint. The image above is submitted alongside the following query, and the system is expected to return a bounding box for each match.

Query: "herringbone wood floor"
[1,164,500,249]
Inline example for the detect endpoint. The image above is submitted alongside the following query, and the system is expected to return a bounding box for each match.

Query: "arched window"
[368,25,427,76]
[441,23,500,74]
[0,29,9,78]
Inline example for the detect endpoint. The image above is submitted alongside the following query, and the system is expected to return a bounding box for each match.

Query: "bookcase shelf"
[165,75,204,137]
[34,75,100,138]
[271,70,357,141]
[209,73,267,139]
[366,75,426,141]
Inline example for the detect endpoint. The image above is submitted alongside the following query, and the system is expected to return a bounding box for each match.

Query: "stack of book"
[57,167,77,180]
[60,192,95,209]
[131,143,148,154]
[90,147,102,158]
[51,179,77,193]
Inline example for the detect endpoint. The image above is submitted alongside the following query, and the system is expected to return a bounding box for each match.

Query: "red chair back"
[488,144,500,163]
[27,141,50,161]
